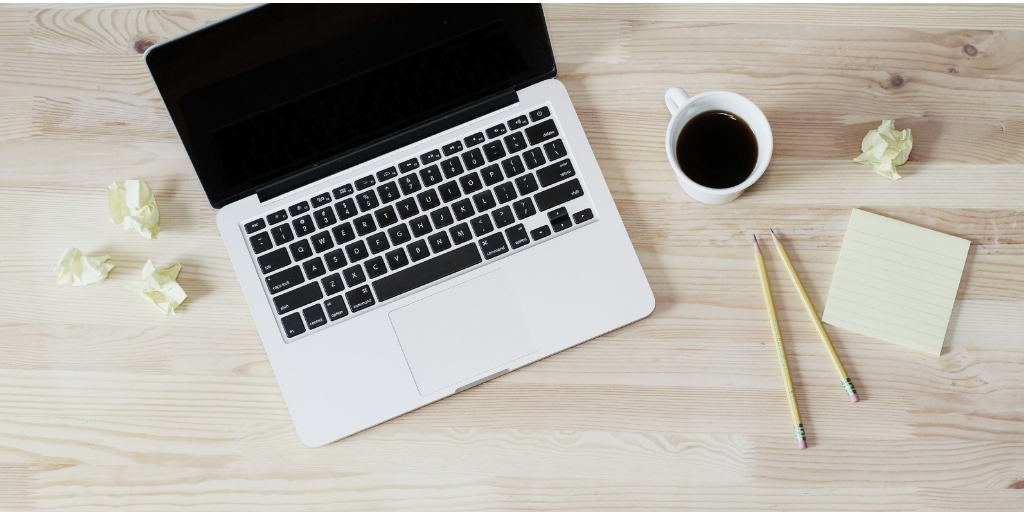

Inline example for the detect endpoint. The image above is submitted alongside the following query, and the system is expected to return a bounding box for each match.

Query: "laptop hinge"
[256,88,520,204]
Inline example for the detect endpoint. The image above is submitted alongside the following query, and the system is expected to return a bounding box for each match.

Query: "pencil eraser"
[798,440,807,449]
[851,393,860,403]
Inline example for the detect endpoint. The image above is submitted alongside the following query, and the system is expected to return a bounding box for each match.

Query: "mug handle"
[665,87,690,115]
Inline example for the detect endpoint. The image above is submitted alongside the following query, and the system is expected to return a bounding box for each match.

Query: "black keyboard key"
[534,179,584,211]
[289,239,313,261]
[335,198,358,220]
[354,214,376,236]
[273,282,322,315]
[573,208,594,224]
[245,218,266,234]
[258,247,290,274]
[396,197,419,219]
[289,201,310,216]
[441,157,464,178]
[398,174,421,195]
[373,243,483,302]
[325,248,347,270]
[267,209,288,225]
[375,205,398,227]
[332,221,355,244]
[313,207,337,229]
[525,119,559,146]
[302,257,326,279]
[346,285,375,312]
[483,140,506,162]
[303,304,328,330]
[409,215,432,237]
[471,214,494,237]
[428,231,452,253]
[292,215,315,236]
[281,312,305,338]
[387,223,411,245]
[544,139,567,160]
[377,182,401,204]
[486,123,507,138]
[531,225,551,241]
[492,205,514,228]
[473,189,496,212]
[548,207,569,222]
[343,265,366,286]
[438,181,462,202]
[365,256,387,279]
[430,206,454,228]
[376,166,398,181]
[266,266,304,294]
[356,191,379,212]
[452,198,475,220]
[407,239,430,261]
[398,158,419,173]
[501,155,526,178]
[523,147,546,169]
[332,184,353,199]
[367,232,390,254]
[324,297,348,321]
[462,147,485,169]
[417,188,440,211]
[419,164,442,186]
[513,197,537,220]
[311,192,332,208]
[529,106,550,122]
[508,115,529,130]
[385,248,409,270]
[442,141,463,155]
[420,149,441,164]
[355,175,376,190]
[322,273,345,296]
[345,240,369,262]
[459,172,482,194]
[494,182,517,203]
[311,231,334,253]
[537,159,576,187]
[552,216,573,233]
[464,132,485,147]
[249,232,273,254]
[270,224,294,245]
[506,224,530,249]
[479,232,509,260]
[504,132,527,154]
[481,164,503,186]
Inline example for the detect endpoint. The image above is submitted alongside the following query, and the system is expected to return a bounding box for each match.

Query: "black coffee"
[675,110,758,189]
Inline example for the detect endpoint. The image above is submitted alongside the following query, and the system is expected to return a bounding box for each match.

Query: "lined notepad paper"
[822,209,970,355]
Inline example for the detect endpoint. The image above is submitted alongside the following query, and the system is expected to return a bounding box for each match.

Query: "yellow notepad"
[822,209,970,355]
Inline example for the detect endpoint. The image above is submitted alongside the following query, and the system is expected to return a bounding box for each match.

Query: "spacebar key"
[373,244,482,302]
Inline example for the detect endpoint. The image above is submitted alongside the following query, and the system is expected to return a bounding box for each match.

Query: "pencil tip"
[769,227,779,243]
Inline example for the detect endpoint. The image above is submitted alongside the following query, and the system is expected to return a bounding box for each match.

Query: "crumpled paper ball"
[55,247,114,286]
[853,119,913,180]
[126,260,187,315]
[108,179,160,239]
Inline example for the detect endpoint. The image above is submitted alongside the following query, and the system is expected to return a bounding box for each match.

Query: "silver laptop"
[147,4,653,446]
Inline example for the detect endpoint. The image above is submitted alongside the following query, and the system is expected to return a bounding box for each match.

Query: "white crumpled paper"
[853,119,913,180]
[55,247,114,286]
[127,260,187,315]
[108,179,160,239]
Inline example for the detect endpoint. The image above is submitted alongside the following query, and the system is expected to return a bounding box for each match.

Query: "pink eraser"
[798,440,807,450]
[851,393,860,403]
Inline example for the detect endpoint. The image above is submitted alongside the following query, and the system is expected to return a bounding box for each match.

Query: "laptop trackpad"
[389,270,537,396]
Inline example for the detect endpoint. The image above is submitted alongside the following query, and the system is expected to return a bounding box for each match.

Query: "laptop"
[146,4,654,446]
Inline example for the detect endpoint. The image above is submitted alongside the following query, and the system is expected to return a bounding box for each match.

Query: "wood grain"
[1,4,1023,511]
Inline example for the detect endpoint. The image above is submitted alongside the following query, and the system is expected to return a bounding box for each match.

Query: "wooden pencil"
[769,228,859,402]
[753,234,807,449]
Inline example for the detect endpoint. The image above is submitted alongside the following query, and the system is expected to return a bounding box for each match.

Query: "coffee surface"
[676,110,758,189]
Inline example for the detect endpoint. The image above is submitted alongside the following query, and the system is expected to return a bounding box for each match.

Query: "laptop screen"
[147,4,555,208]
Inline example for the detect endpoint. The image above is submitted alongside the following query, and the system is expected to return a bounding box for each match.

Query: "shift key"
[534,179,584,211]
[273,282,322,314]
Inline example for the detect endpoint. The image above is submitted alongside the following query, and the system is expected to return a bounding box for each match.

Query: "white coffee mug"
[664,87,773,204]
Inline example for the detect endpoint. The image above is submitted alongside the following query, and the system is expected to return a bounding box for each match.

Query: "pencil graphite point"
[752,233,761,253]
[769,227,780,244]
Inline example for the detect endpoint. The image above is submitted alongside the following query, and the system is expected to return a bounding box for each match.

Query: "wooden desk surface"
[2,4,1022,511]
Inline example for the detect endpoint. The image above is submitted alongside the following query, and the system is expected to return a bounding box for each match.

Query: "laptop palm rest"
[389,270,538,396]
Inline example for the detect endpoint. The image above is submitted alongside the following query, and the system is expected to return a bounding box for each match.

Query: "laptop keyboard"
[243,104,596,341]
